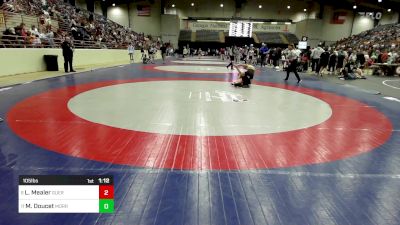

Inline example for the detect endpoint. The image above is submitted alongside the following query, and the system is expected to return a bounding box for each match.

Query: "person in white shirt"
[234,46,240,64]
[311,45,324,72]
[128,43,134,61]
[284,44,302,83]
[149,46,156,64]
[248,47,255,65]
[183,47,188,58]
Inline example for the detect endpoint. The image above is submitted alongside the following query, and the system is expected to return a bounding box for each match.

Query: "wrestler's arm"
[233,65,244,77]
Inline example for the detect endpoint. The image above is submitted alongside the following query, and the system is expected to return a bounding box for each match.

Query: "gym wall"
[103,0,398,47]
[107,1,161,36]
[0,49,161,77]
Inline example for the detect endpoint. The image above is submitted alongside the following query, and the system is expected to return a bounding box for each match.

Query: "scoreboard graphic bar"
[229,21,253,37]
[18,175,114,213]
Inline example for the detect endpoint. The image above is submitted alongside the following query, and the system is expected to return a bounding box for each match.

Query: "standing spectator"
[182,46,188,58]
[318,48,330,76]
[304,47,312,71]
[140,46,146,60]
[356,50,366,68]
[275,47,282,69]
[248,46,255,65]
[220,47,225,60]
[311,45,324,72]
[61,37,75,73]
[336,48,347,74]
[284,44,302,83]
[226,49,235,70]
[259,43,268,67]
[198,48,202,58]
[234,46,240,64]
[148,45,156,64]
[160,44,167,64]
[328,49,337,74]
[128,43,134,61]
[301,52,309,72]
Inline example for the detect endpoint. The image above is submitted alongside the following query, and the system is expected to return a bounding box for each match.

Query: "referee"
[284,44,302,83]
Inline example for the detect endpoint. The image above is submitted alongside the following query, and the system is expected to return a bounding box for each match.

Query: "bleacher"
[195,30,220,42]
[283,33,299,44]
[178,30,192,41]
[255,32,284,44]
[0,0,159,50]
[0,9,59,33]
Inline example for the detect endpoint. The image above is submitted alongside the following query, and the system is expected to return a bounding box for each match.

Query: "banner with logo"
[182,20,296,33]
[252,23,295,33]
[184,21,230,31]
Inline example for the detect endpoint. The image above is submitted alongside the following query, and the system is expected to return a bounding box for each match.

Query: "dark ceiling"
[101,0,399,12]
[323,0,400,10]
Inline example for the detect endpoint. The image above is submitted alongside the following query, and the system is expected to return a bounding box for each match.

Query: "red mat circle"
[7,78,393,170]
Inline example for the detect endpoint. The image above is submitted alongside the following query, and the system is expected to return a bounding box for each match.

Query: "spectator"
[336,48,347,74]
[328,49,337,74]
[61,37,75,73]
[1,28,18,47]
[311,45,324,73]
[318,48,330,76]
[128,43,134,61]
[160,43,167,64]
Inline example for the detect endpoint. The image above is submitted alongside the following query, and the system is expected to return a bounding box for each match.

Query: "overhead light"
[287,5,291,9]
[172,4,175,7]
[353,5,357,9]
[285,22,291,25]
[259,5,262,9]
[191,3,194,6]
[387,8,391,12]
[304,8,307,12]
[220,3,223,7]
[271,22,278,25]
[112,3,115,6]
[378,0,382,2]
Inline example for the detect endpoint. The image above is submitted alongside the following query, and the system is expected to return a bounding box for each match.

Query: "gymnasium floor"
[0,56,400,225]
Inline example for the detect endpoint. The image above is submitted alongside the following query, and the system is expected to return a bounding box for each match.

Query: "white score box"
[19,199,99,213]
[18,175,114,214]
[19,185,99,200]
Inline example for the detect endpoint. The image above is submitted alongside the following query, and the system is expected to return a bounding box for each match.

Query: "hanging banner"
[182,20,296,33]
[185,21,230,31]
[252,23,295,33]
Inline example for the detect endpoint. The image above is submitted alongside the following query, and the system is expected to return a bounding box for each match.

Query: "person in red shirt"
[220,48,225,60]
[381,50,389,63]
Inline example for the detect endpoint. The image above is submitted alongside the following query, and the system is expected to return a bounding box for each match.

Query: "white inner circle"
[68,81,332,136]
[172,60,227,65]
[155,65,237,73]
